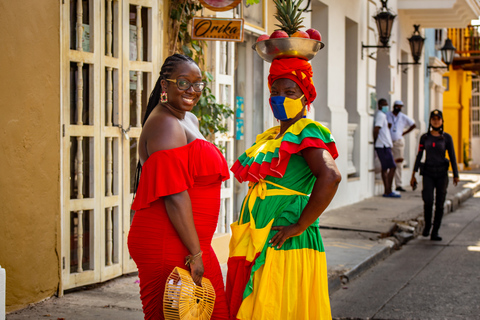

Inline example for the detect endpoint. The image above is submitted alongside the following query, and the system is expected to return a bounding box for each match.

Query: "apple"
[306,28,322,41]
[256,34,270,42]
[291,30,310,38]
[270,30,289,39]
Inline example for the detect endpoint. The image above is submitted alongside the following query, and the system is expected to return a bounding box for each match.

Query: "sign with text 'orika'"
[192,17,244,42]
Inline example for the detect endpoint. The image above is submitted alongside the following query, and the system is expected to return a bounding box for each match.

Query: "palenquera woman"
[226,56,341,319]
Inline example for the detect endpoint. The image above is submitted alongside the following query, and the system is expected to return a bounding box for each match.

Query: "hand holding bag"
[164,267,216,320]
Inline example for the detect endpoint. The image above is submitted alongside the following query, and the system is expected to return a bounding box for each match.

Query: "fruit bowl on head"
[252,37,325,63]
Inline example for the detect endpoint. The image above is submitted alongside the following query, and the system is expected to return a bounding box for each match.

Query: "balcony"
[448,26,480,71]
[398,0,480,28]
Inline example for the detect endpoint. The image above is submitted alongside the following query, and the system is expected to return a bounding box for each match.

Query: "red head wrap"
[268,58,317,106]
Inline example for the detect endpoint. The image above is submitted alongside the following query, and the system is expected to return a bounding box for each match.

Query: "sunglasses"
[166,78,206,92]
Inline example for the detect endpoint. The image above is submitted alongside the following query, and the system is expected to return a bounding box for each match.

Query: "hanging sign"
[192,17,244,42]
[199,0,241,12]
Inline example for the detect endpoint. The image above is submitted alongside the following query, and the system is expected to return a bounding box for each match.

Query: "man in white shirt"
[387,100,416,192]
[374,98,400,198]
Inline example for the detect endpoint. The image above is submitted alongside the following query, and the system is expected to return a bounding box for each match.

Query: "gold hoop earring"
[161,91,168,103]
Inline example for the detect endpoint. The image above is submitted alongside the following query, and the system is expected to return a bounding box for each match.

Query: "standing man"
[387,100,416,192]
[374,98,400,198]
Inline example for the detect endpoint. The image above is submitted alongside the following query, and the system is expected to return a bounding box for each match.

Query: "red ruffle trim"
[132,140,229,211]
[231,137,338,183]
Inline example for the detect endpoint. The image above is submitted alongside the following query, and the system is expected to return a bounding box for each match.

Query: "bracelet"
[185,250,203,266]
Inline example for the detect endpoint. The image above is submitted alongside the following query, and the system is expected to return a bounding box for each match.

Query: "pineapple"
[273,0,305,36]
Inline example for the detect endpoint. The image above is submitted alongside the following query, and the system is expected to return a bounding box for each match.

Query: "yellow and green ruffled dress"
[226,118,338,320]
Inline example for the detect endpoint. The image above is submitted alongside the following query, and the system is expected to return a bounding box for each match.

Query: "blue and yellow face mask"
[269,95,306,121]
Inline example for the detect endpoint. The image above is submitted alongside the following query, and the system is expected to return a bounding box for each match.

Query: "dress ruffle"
[132,139,229,211]
[231,119,338,183]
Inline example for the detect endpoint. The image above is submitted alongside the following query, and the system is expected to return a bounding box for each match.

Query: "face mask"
[431,125,442,131]
[393,106,402,114]
[381,106,389,113]
[269,95,305,121]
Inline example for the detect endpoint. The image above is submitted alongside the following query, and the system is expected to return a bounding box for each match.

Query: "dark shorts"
[375,147,396,170]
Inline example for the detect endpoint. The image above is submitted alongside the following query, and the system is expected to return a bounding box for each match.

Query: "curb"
[328,179,480,294]
[328,239,395,293]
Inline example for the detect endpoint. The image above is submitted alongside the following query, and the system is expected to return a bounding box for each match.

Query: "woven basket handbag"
[163,267,216,320]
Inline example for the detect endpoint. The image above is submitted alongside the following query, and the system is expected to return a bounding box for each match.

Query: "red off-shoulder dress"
[128,139,230,319]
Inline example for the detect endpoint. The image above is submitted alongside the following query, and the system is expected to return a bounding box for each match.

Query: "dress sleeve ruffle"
[131,146,194,211]
[132,140,229,210]
[231,119,338,183]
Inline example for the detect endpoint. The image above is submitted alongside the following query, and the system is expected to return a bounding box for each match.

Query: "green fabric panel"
[283,122,336,145]
[239,155,327,300]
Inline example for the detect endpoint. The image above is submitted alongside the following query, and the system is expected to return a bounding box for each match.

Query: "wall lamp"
[362,0,396,59]
[397,25,425,72]
[426,38,456,76]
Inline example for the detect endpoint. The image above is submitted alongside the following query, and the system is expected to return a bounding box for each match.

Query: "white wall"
[304,0,427,209]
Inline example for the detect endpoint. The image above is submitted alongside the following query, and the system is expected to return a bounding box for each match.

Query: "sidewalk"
[323,171,480,292]
[7,172,480,320]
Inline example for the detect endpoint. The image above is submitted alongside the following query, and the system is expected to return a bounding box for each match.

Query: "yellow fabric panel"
[245,133,282,158]
[228,214,274,262]
[237,248,332,320]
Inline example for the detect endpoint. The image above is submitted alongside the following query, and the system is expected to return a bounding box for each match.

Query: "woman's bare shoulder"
[142,110,187,153]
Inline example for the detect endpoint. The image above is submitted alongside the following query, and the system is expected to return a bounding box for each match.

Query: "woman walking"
[411,109,459,241]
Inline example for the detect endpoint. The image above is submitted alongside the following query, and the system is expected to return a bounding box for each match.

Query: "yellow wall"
[0,1,61,312]
[443,69,472,165]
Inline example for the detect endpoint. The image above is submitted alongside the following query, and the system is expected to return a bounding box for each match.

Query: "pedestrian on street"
[387,100,416,192]
[374,98,400,198]
[410,109,459,241]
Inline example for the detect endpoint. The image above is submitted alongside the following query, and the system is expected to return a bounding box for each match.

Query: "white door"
[212,40,235,234]
[61,0,162,291]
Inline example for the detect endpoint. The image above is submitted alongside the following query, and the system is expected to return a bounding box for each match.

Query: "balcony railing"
[448,26,480,56]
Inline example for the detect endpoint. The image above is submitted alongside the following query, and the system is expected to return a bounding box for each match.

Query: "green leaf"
[205,71,214,81]
[182,45,192,57]
[192,43,201,51]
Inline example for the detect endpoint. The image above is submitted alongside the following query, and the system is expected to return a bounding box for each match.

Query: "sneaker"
[383,192,401,198]
[431,234,442,241]
[396,187,407,192]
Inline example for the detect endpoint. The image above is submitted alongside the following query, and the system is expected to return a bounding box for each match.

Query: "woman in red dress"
[128,54,229,319]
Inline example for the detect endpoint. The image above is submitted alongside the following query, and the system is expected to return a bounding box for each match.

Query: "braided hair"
[133,53,198,195]
[142,53,197,126]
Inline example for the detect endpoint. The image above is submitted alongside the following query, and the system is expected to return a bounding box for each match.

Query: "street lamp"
[362,0,396,59]
[397,25,425,71]
[408,25,425,63]
[427,38,456,75]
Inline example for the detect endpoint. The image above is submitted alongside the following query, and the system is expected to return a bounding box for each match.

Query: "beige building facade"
[1,1,62,312]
